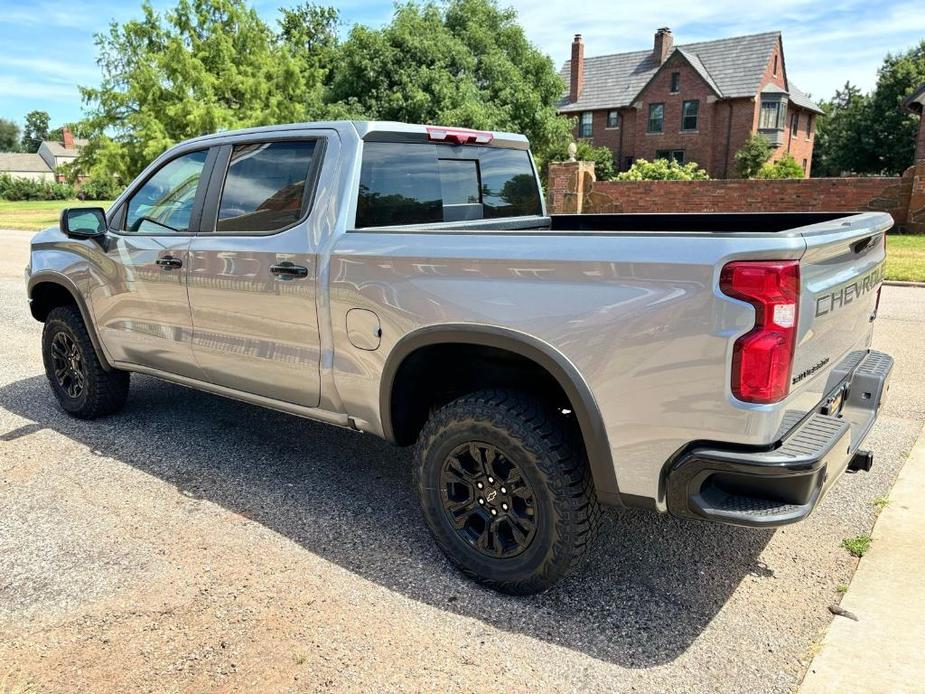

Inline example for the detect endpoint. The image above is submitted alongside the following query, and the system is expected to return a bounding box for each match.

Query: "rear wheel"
[414,389,600,594]
[42,305,130,419]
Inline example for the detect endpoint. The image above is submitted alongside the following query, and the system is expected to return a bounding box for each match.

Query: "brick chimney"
[62,126,75,149]
[654,27,673,64]
[569,34,584,103]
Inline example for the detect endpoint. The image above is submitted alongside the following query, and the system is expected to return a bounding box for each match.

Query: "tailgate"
[789,212,890,405]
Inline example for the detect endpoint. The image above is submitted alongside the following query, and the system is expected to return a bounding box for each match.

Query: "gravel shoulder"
[1,228,923,692]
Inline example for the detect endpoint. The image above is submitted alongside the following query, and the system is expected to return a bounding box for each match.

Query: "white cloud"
[0,57,98,86]
[0,75,80,101]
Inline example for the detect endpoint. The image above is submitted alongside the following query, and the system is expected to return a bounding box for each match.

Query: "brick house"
[558,28,823,177]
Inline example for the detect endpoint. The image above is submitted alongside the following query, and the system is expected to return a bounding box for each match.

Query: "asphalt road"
[1,228,923,692]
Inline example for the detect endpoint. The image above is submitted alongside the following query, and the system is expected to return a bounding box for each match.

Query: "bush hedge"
[0,174,74,201]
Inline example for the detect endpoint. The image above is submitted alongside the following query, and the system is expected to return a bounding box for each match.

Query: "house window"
[606,111,620,128]
[579,112,593,138]
[791,112,799,137]
[647,103,664,133]
[670,72,680,93]
[802,158,808,173]
[808,115,815,139]
[773,55,779,75]
[655,149,685,163]
[759,99,785,130]
[682,100,699,131]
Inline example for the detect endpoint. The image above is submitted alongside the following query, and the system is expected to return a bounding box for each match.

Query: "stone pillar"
[546,161,595,214]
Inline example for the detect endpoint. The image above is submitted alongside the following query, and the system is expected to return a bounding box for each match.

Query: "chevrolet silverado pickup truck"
[26,121,892,594]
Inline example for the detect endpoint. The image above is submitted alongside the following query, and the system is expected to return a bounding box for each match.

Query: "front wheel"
[42,305,130,419]
[413,389,600,594]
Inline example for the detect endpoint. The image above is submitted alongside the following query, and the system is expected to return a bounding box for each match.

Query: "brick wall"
[547,161,925,232]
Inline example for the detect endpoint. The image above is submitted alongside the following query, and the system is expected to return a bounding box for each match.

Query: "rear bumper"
[666,350,893,528]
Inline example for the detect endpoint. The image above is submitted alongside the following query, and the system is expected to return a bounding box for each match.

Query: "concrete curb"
[799,422,925,693]
[884,280,925,288]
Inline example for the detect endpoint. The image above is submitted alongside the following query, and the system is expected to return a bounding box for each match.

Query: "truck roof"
[176,120,531,150]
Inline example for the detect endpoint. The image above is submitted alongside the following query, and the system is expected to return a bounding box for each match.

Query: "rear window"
[356,142,540,228]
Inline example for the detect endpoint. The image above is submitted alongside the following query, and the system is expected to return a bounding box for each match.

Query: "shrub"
[77,175,122,201]
[615,158,710,181]
[0,174,74,201]
[575,141,616,181]
[734,133,773,178]
[756,153,805,179]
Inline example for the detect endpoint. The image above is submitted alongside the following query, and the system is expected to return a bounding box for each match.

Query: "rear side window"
[216,140,317,232]
[356,142,540,228]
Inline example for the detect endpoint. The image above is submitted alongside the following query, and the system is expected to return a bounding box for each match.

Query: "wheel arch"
[380,324,621,504]
[28,272,112,371]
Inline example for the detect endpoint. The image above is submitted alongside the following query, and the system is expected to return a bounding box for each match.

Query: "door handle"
[270,262,309,279]
[156,255,183,269]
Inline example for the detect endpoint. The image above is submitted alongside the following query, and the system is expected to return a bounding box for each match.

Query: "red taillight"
[720,260,800,404]
[426,126,493,145]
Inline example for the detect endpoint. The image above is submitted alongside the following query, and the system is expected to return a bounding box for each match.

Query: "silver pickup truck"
[26,121,892,594]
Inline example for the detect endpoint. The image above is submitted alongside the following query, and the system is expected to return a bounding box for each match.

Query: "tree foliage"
[75,0,571,182]
[20,110,49,153]
[574,140,615,181]
[326,0,571,168]
[734,133,773,178]
[78,0,338,183]
[756,153,805,179]
[813,41,925,176]
[811,83,867,176]
[615,158,709,181]
[0,118,19,152]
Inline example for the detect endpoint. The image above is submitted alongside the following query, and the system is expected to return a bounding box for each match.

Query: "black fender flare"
[27,272,113,371]
[379,324,622,504]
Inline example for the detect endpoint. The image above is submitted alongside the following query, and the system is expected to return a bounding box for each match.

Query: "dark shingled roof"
[559,31,822,114]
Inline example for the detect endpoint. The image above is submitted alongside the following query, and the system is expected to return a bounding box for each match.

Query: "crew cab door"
[88,147,215,379]
[186,136,326,407]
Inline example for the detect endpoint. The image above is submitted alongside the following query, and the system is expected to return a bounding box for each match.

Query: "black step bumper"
[666,350,893,528]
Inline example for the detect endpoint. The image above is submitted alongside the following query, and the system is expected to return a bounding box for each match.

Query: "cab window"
[124,150,208,233]
[216,140,317,232]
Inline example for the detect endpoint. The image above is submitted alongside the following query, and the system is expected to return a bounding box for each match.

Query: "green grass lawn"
[0,199,113,231]
[885,235,925,282]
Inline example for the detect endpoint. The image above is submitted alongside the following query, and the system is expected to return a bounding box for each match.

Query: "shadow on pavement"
[0,374,775,668]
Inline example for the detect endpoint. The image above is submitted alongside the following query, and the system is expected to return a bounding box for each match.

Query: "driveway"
[1,228,923,692]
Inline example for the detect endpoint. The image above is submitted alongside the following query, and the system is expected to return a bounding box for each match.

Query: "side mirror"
[60,207,107,240]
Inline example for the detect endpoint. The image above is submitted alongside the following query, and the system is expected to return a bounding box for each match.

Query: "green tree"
[0,118,19,151]
[756,153,805,179]
[77,0,337,182]
[813,43,925,176]
[811,82,868,176]
[327,0,571,169]
[865,40,925,174]
[734,133,772,178]
[20,110,49,153]
[615,158,709,181]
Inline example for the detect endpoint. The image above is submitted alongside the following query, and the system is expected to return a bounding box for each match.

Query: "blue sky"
[1,0,924,130]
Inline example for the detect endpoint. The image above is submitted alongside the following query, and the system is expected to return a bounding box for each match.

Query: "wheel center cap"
[486,490,497,503]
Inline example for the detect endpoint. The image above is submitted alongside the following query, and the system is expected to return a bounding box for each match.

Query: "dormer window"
[773,54,779,76]
[670,72,680,93]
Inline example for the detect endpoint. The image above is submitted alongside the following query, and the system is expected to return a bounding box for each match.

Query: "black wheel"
[42,305,130,419]
[414,389,600,594]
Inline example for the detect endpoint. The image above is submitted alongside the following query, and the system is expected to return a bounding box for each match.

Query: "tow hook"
[847,449,874,473]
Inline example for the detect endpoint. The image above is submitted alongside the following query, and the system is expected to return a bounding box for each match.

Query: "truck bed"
[549,211,863,233]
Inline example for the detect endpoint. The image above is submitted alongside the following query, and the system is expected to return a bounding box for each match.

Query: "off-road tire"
[42,305,130,419]
[414,389,601,594]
